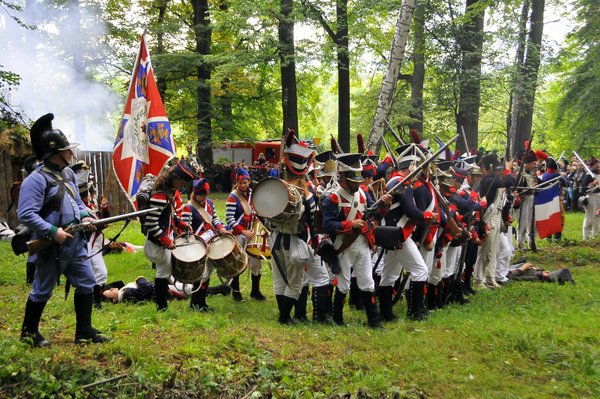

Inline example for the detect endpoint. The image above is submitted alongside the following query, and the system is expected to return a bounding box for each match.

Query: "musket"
[558,150,566,165]
[384,119,405,145]
[573,151,597,179]
[573,150,600,194]
[460,126,469,155]
[512,131,535,200]
[380,135,400,170]
[26,208,159,255]
[364,134,459,218]
[516,175,563,192]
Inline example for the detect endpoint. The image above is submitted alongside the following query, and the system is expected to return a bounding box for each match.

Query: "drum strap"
[190,200,212,225]
[232,189,252,216]
[271,233,289,287]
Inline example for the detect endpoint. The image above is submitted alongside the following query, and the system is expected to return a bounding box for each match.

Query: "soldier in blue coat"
[18,114,109,346]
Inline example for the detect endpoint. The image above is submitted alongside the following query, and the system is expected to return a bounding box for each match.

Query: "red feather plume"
[331,136,339,153]
[409,129,422,144]
[535,150,548,161]
[285,128,295,148]
[357,133,365,154]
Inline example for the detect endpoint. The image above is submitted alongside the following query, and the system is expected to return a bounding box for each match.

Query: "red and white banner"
[112,34,176,208]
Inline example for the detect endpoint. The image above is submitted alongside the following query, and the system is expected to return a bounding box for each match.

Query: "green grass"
[0,209,599,398]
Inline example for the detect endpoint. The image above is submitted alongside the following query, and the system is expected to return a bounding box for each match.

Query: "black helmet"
[30,113,79,160]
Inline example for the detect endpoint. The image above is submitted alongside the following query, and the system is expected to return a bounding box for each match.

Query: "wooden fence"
[76,151,134,215]
[0,150,132,228]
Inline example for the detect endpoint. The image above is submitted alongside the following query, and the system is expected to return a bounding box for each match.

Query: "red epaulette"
[329,193,339,205]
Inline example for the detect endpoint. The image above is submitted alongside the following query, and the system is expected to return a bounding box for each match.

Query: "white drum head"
[173,236,207,262]
[253,178,289,218]
[207,234,236,260]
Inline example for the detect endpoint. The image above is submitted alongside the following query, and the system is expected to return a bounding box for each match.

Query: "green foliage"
[548,0,600,157]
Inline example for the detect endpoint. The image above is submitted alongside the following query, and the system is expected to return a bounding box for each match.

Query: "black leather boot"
[26,262,36,285]
[436,281,445,309]
[348,276,363,310]
[20,299,50,347]
[74,292,109,344]
[294,286,309,322]
[154,278,169,310]
[93,285,104,309]
[190,280,211,312]
[407,281,428,321]
[250,274,266,300]
[332,288,346,326]
[426,282,437,310]
[231,275,243,302]
[445,277,457,304]
[326,284,334,315]
[454,280,470,305]
[361,290,383,329]
[378,285,398,321]
[277,295,296,325]
[312,285,332,324]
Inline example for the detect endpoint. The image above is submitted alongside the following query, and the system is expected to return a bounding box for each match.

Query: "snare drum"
[207,233,248,279]
[171,234,208,283]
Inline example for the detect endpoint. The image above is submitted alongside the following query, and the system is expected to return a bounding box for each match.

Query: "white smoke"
[0,0,122,151]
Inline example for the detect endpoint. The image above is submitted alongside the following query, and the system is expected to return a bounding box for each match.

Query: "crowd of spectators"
[200,154,279,193]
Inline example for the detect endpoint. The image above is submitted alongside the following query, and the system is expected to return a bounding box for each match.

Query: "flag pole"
[104,32,146,202]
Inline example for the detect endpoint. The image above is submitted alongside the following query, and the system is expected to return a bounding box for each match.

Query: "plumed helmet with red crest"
[283,129,314,176]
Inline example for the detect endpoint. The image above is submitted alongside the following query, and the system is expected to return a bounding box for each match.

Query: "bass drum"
[252,177,304,235]
[207,233,248,279]
[171,234,208,283]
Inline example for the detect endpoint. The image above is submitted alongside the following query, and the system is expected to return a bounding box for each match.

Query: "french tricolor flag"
[534,181,563,238]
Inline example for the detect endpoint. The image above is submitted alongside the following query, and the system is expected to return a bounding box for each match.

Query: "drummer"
[143,160,198,311]
[266,133,319,324]
[225,167,266,302]
[181,178,228,312]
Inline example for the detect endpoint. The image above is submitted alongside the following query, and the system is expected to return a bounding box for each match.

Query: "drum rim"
[252,178,290,218]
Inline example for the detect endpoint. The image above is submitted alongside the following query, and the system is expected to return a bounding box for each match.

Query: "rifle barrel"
[369,134,459,211]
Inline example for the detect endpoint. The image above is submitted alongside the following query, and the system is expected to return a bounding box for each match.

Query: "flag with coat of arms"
[112,33,176,209]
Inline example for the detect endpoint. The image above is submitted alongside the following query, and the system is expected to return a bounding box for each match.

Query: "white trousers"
[475,211,502,284]
[517,195,534,248]
[303,254,331,287]
[269,232,310,298]
[583,193,600,239]
[443,245,461,279]
[496,226,514,282]
[335,235,374,293]
[380,237,428,286]
[144,239,172,279]
[88,231,108,285]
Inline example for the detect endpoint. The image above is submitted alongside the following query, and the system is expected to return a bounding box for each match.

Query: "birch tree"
[366,0,416,152]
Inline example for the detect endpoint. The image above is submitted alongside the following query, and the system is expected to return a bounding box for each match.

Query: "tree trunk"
[336,0,350,152]
[456,0,485,154]
[366,0,417,151]
[409,1,425,134]
[279,0,299,138]
[514,0,545,157]
[507,0,529,159]
[155,0,169,101]
[191,0,213,162]
[70,0,86,142]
